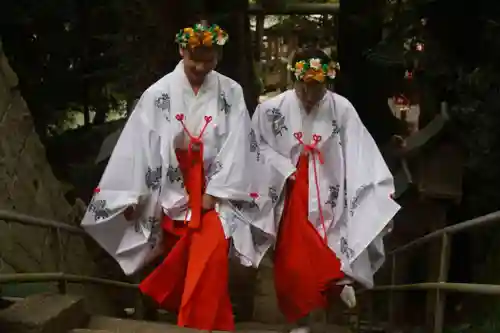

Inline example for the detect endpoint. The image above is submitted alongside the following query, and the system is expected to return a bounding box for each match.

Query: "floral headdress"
[392,94,411,112]
[175,23,228,49]
[287,58,339,83]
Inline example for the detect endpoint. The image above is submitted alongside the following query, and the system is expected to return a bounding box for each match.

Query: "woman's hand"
[123,199,148,221]
[202,194,217,211]
[124,206,136,221]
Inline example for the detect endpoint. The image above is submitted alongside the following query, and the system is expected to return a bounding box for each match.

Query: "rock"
[0,293,88,333]
[0,52,18,88]
[0,40,122,315]
[69,198,88,223]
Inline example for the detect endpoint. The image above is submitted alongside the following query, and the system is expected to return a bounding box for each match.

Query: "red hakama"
[273,153,345,323]
[139,149,234,331]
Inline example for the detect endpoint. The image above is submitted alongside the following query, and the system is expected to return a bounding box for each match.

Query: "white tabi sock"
[340,285,357,309]
[289,327,311,333]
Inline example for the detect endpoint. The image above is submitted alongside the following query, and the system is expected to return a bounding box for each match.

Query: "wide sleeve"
[341,102,401,262]
[223,104,293,268]
[204,85,255,201]
[97,96,158,202]
[252,104,296,181]
[207,88,277,268]
[348,226,391,289]
[81,91,164,275]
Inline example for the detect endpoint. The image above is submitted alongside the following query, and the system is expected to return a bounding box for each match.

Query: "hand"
[191,142,201,152]
[202,194,217,211]
[124,205,143,221]
[143,232,164,266]
[391,135,406,148]
[124,206,136,221]
[289,172,296,181]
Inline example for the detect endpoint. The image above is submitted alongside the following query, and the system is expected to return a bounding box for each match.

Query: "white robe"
[250,90,401,288]
[81,61,263,275]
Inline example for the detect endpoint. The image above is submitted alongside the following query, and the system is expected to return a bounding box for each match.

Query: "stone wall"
[0,39,125,315]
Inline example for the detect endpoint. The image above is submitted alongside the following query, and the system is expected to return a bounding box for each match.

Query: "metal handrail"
[389,210,500,255]
[367,282,500,295]
[0,273,137,289]
[0,209,136,293]
[359,210,500,333]
[0,209,85,234]
[3,208,500,331]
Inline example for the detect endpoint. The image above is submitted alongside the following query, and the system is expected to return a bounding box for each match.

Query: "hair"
[290,48,332,82]
[185,16,214,29]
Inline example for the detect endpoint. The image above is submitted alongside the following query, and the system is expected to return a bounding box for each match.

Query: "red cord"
[294,132,328,244]
[175,113,213,224]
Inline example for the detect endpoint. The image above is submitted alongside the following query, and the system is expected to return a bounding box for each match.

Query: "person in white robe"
[81,21,264,332]
[250,48,401,333]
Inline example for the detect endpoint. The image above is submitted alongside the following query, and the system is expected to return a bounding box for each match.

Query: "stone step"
[235,322,286,331]
[88,316,351,333]
[88,316,198,333]
[70,330,114,333]
[89,316,284,332]
[0,293,87,333]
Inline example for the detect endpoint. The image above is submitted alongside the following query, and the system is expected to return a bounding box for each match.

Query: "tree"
[364,0,500,329]
[0,0,197,137]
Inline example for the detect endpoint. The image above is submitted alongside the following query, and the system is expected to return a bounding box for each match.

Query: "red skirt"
[274,154,345,323]
[139,150,234,331]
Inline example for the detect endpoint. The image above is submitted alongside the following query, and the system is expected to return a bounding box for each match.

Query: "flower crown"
[175,24,228,49]
[287,58,339,83]
[392,95,411,112]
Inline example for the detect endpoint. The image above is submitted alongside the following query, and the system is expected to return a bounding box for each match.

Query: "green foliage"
[370,0,500,216]
[372,0,500,329]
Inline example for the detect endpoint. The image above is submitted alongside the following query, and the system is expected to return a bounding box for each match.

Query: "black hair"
[290,48,333,82]
[292,48,332,66]
[186,16,215,29]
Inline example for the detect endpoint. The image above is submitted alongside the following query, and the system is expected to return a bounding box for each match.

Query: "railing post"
[55,228,67,294]
[367,292,374,332]
[355,296,361,333]
[57,279,68,294]
[132,275,145,320]
[433,232,451,333]
[388,253,397,332]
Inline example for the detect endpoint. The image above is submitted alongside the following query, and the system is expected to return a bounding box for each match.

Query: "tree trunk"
[337,0,398,144]
[78,0,90,126]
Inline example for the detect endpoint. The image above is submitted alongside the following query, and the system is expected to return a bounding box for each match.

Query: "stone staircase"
[0,293,353,333]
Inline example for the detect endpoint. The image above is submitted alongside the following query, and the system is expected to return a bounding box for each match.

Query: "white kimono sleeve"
[251,104,296,207]
[207,89,276,267]
[205,85,254,201]
[222,104,293,268]
[81,92,163,275]
[342,102,401,263]
[252,104,296,183]
[349,227,390,289]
